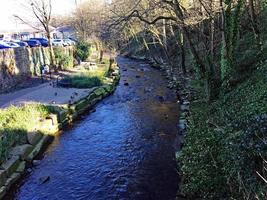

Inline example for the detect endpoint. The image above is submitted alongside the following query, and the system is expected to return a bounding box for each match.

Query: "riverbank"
[0,63,120,199]
[176,63,267,199]
[125,54,267,199]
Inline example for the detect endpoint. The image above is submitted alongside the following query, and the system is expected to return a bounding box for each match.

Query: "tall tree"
[30,0,55,68]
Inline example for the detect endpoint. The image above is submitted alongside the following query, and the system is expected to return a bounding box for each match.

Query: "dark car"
[15,41,29,47]
[24,40,41,47]
[30,38,48,47]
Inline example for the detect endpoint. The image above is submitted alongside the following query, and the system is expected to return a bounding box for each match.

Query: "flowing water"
[7,57,181,200]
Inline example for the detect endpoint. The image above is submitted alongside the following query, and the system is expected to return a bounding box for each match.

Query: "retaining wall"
[0,46,74,93]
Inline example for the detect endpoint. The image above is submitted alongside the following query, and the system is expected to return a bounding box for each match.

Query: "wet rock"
[0,186,6,199]
[39,176,50,184]
[27,132,42,145]
[180,104,190,111]
[167,84,173,89]
[179,112,187,119]
[144,87,152,93]
[158,95,165,102]
[16,161,26,173]
[10,144,34,160]
[91,108,96,113]
[27,168,33,173]
[139,64,148,67]
[5,173,20,190]
[0,170,7,187]
[182,100,190,105]
[1,156,20,177]
[178,119,187,130]
[32,160,41,166]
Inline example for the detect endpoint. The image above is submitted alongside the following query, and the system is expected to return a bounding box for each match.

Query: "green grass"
[65,64,109,89]
[0,104,51,163]
[70,73,103,88]
[178,63,267,199]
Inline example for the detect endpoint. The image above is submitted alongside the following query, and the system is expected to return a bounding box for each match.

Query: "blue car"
[0,44,11,49]
[24,40,41,47]
[30,38,48,47]
[15,41,29,47]
[0,41,11,49]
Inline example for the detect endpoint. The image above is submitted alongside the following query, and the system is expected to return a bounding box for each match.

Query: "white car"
[63,39,75,46]
[0,41,20,48]
[5,41,20,48]
[52,39,66,47]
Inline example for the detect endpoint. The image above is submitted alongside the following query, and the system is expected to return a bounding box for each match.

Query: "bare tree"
[30,0,55,68]
[15,0,55,68]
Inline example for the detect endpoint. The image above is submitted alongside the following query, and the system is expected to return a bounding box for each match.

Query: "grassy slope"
[178,63,267,199]
[0,105,52,163]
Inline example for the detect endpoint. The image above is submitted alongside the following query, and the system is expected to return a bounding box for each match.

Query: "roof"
[55,26,75,33]
[0,22,55,34]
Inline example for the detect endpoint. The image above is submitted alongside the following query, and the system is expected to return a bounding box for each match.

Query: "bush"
[54,48,73,70]
[69,74,103,88]
[62,68,108,89]
[75,41,92,61]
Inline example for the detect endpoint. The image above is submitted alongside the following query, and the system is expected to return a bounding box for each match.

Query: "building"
[0,22,57,41]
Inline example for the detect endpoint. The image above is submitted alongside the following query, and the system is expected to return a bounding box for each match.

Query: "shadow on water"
[6,57,182,200]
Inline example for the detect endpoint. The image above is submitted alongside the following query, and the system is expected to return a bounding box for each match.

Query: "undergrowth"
[178,63,267,199]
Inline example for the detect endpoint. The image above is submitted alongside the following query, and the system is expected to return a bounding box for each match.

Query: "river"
[7,57,181,200]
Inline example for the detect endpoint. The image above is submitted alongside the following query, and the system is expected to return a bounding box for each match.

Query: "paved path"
[0,82,93,108]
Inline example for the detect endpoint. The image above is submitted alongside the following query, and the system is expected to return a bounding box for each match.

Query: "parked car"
[30,38,48,47]
[4,42,20,48]
[63,39,75,46]
[52,39,66,47]
[0,42,11,49]
[24,40,41,47]
[14,41,29,47]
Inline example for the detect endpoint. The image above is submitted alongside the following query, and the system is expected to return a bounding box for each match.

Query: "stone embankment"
[0,65,120,199]
[0,46,73,93]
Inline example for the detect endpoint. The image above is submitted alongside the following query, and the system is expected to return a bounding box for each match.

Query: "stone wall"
[0,47,74,93]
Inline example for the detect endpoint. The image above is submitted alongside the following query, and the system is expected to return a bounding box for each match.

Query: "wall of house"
[0,46,74,93]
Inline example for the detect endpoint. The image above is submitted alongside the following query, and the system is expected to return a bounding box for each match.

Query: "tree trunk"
[47,31,55,71]
[248,0,260,37]
[99,50,104,63]
[182,27,206,77]
[179,31,186,74]
[172,1,206,77]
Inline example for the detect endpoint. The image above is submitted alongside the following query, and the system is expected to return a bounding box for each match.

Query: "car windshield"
[54,39,61,42]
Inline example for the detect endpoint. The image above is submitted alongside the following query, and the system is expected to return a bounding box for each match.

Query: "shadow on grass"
[0,104,54,164]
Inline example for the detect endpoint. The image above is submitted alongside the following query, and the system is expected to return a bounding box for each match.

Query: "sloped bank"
[0,65,120,199]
